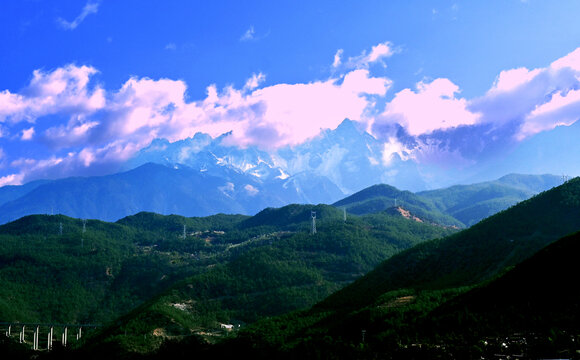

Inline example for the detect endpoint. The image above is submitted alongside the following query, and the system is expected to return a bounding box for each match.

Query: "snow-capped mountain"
[126,119,426,200]
[276,119,427,193]
[0,117,571,224]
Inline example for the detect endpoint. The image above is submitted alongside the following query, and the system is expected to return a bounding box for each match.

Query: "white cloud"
[43,118,100,149]
[382,137,411,166]
[367,42,394,63]
[243,73,266,91]
[235,68,390,148]
[0,64,105,124]
[57,1,100,30]
[331,42,397,73]
[10,156,65,179]
[333,49,343,68]
[529,88,580,119]
[469,46,580,139]
[244,184,259,196]
[78,148,96,167]
[520,88,580,139]
[165,43,177,51]
[376,78,479,136]
[488,67,542,94]
[0,173,24,187]
[2,44,579,186]
[240,26,255,41]
[342,41,396,69]
[21,127,35,140]
[551,47,580,72]
[219,182,235,197]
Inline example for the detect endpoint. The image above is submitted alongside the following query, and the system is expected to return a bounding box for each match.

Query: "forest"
[0,178,579,359]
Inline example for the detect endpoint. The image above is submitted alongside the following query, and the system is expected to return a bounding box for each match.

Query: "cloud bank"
[0,43,579,186]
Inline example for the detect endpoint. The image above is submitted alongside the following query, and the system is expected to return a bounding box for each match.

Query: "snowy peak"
[124,118,426,205]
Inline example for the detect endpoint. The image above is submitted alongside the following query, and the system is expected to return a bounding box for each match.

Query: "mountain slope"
[194,178,580,360]
[0,163,243,223]
[0,163,344,224]
[77,204,456,354]
[230,231,580,360]
[0,180,50,209]
[321,177,580,311]
[427,230,580,336]
[418,173,562,226]
[333,183,462,227]
[0,116,561,226]
[0,215,177,324]
[331,174,560,228]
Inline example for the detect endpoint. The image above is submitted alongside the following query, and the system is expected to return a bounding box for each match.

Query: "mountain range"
[0,119,563,225]
[0,115,578,227]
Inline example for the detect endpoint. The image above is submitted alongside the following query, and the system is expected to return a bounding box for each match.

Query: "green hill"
[0,215,161,324]
[333,184,463,227]
[200,178,580,360]
[428,230,580,337]
[0,204,455,355]
[0,212,252,326]
[321,177,580,311]
[418,173,561,226]
[74,205,455,354]
[333,174,560,229]
[239,203,343,229]
[0,175,567,359]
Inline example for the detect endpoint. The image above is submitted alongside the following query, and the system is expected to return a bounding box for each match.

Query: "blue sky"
[1,0,580,185]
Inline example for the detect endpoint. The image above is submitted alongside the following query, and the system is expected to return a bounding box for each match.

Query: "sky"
[0,0,580,186]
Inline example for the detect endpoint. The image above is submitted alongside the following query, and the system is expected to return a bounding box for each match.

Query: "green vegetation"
[333,184,463,227]
[0,203,455,355]
[0,176,575,359]
[0,215,138,324]
[202,177,580,359]
[418,173,561,226]
[84,205,454,353]
[335,174,561,228]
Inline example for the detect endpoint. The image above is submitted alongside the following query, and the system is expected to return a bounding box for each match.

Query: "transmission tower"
[343,208,347,223]
[311,211,317,234]
[59,222,63,236]
[183,225,187,239]
[562,174,570,184]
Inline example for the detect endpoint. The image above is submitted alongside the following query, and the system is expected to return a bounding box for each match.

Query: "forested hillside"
[0,203,455,355]
[0,177,572,359]
[196,177,580,359]
[81,205,454,353]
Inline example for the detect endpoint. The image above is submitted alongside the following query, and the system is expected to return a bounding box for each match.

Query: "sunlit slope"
[83,204,455,353]
[320,177,580,310]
